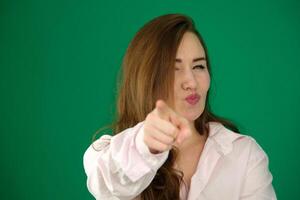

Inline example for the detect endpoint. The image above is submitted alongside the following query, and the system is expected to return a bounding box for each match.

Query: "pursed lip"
[185,93,201,105]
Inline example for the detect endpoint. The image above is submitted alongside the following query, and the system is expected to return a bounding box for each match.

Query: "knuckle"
[149,112,158,121]
[167,137,175,144]
[143,125,149,133]
[161,143,168,150]
[146,113,153,120]
[172,127,177,134]
[169,127,177,138]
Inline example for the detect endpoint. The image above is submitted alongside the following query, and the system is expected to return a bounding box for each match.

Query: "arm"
[240,137,277,200]
[83,121,169,200]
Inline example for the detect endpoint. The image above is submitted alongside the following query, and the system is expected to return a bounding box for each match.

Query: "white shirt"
[83,121,277,200]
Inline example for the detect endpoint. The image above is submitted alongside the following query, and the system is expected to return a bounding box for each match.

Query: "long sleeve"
[240,137,277,200]
[83,121,169,200]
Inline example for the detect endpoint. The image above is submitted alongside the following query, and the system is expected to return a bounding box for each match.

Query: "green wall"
[1,0,299,199]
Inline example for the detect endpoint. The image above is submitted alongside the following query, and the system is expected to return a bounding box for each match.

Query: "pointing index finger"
[156,100,173,121]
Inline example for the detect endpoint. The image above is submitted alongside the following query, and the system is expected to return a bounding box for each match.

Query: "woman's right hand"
[143,99,192,154]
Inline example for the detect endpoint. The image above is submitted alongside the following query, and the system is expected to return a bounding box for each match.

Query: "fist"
[143,99,192,154]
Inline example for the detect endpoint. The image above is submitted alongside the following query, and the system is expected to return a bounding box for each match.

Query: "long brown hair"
[93,13,239,200]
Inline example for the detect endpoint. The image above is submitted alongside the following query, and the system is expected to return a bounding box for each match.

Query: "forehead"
[175,32,205,60]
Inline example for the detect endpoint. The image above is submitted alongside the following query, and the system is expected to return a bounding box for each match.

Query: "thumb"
[173,118,193,145]
[175,126,191,144]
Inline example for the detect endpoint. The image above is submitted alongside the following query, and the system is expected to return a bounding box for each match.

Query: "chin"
[182,111,202,122]
[175,103,204,121]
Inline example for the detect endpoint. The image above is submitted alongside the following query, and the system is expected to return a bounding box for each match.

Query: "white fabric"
[83,121,277,200]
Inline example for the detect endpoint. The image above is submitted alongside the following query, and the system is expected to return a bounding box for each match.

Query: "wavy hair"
[93,13,239,200]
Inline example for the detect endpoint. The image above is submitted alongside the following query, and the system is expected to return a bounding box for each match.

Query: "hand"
[143,99,192,154]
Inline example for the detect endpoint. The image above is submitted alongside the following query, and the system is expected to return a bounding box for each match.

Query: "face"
[172,32,210,122]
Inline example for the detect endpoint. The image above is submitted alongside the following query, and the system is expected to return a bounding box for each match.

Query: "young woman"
[83,14,277,200]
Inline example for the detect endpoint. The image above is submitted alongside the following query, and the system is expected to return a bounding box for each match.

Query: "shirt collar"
[207,121,245,155]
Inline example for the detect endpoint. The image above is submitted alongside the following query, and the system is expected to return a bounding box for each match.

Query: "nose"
[181,69,197,91]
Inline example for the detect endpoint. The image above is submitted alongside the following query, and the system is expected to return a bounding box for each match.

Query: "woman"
[83,14,277,200]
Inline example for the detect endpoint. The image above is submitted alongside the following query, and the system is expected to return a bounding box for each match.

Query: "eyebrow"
[175,57,206,63]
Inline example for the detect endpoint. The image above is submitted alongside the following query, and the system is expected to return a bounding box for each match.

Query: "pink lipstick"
[185,93,200,105]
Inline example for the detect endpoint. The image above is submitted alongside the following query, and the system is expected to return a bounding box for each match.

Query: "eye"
[193,65,206,70]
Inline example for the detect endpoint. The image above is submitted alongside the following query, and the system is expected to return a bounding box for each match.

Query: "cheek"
[173,80,181,97]
[198,73,211,91]
[206,75,211,90]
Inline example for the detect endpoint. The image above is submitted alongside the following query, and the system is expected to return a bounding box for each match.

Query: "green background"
[1,0,299,199]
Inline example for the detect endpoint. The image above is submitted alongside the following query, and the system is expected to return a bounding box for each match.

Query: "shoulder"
[208,121,269,159]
